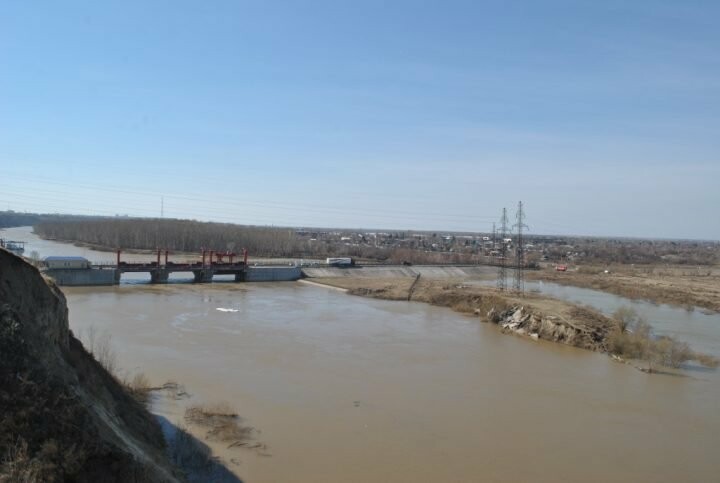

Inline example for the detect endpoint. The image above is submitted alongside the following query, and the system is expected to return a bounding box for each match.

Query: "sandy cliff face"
[0,248,178,482]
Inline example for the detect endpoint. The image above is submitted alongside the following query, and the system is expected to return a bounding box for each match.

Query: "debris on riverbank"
[489,305,609,351]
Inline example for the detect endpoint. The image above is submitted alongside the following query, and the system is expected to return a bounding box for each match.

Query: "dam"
[41,249,302,286]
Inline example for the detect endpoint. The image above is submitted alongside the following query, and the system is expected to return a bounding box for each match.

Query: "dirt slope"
[0,248,179,482]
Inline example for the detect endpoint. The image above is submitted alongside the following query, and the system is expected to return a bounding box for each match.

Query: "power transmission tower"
[496,208,509,291]
[513,201,529,294]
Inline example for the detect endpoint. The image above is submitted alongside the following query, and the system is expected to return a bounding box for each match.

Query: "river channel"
[3,226,720,482]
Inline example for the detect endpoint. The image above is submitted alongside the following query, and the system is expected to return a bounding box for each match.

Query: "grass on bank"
[77,326,155,404]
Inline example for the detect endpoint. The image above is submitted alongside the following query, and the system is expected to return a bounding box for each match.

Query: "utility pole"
[492,222,496,251]
[161,196,164,219]
[497,208,508,291]
[513,201,529,294]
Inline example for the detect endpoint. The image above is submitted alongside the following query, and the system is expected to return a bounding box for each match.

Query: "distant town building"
[0,239,25,256]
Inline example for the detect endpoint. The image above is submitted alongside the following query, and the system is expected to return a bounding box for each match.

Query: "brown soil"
[527,265,720,313]
[0,248,180,482]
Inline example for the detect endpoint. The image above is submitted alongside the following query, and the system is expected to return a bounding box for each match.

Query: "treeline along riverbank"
[33,218,474,263]
[35,219,304,258]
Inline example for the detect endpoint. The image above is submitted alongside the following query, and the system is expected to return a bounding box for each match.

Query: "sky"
[1,0,719,239]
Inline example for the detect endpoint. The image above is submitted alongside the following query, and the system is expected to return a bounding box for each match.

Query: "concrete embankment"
[298,279,349,291]
[245,265,302,281]
[43,267,118,286]
[302,265,494,279]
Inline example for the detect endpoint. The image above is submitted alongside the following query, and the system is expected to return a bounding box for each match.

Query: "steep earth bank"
[0,248,179,482]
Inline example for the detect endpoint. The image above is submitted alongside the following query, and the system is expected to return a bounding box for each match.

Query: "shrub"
[608,306,717,372]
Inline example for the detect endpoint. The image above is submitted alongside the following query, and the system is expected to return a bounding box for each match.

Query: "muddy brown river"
[60,283,718,482]
[4,226,720,482]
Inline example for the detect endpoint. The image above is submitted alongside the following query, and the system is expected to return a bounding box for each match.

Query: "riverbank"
[310,276,719,372]
[6,226,720,481]
[527,265,720,313]
[0,248,178,481]
[46,232,720,314]
[0,248,244,481]
[311,277,614,352]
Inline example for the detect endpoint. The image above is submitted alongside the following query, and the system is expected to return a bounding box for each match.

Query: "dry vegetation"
[2,232,241,481]
[542,237,720,266]
[77,326,154,404]
[126,372,153,405]
[185,404,262,452]
[0,318,169,481]
[2,319,233,482]
[78,326,118,375]
[36,218,301,257]
[77,330,244,480]
[528,265,720,313]
[33,218,479,263]
[607,307,719,372]
[73,325,249,479]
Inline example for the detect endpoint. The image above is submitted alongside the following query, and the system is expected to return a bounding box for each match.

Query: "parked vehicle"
[326,257,354,267]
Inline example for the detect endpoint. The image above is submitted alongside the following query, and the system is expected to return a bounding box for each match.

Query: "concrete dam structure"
[42,251,302,286]
[44,267,119,286]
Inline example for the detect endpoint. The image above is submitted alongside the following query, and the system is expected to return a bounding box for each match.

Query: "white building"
[44,256,90,270]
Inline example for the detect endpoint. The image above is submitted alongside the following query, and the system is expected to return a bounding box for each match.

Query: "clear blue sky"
[1,1,719,238]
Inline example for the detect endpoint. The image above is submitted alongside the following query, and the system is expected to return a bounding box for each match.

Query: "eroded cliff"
[0,248,179,482]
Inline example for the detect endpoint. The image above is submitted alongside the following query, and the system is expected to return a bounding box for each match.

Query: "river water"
[3,226,720,482]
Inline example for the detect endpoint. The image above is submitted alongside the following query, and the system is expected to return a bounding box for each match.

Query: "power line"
[0,184,498,228]
[492,222,496,251]
[0,171,500,222]
[497,207,509,291]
